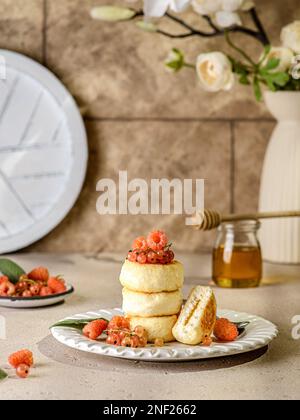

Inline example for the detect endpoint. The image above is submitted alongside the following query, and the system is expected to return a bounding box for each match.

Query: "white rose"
[143,0,191,18]
[281,21,300,54]
[222,0,254,11]
[196,52,235,92]
[192,0,222,15]
[193,0,253,15]
[263,47,294,73]
[221,0,244,11]
[215,11,241,27]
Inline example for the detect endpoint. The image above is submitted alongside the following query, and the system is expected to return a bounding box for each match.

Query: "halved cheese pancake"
[129,315,177,343]
[172,286,217,345]
[123,288,183,317]
[120,260,184,293]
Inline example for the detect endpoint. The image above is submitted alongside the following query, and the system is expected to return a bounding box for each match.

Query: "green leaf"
[51,318,109,330]
[165,48,185,73]
[253,78,263,101]
[264,45,272,56]
[0,368,8,381]
[263,58,280,71]
[264,77,276,91]
[90,6,136,22]
[136,20,157,33]
[0,259,26,284]
[239,74,250,85]
[271,72,290,87]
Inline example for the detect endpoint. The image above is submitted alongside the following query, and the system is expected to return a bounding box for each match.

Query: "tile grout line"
[42,0,48,66]
[230,121,236,214]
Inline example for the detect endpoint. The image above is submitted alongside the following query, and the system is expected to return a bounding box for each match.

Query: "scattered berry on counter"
[83,319,108,340]
[214,318,239,342]
[16,364,30,379]
[8,349,34,369]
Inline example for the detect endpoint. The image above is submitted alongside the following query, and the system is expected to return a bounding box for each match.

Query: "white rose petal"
[215,10,241,27]
[221,0,244,12]
[170,0,191,13]
[196,52,235,92]
[281,21,300,54]
[192,0,222,15]
[143,0,191,18]
[262,47,294,73]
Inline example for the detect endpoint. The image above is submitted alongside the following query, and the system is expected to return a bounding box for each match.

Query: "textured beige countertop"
[0,252,300,400]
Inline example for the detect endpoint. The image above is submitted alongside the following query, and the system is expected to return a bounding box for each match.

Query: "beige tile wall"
[1,0,298,252]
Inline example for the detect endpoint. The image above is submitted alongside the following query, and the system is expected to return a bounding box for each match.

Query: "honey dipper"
[193,209,300,231]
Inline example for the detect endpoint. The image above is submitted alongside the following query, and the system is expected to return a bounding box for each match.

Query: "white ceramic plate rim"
[0,50,88,253]
[51,308,278,362]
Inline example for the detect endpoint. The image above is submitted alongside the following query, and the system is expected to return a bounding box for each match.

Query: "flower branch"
[91,2,300,101]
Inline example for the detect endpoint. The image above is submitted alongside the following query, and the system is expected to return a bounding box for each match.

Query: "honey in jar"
[213,220,262,288]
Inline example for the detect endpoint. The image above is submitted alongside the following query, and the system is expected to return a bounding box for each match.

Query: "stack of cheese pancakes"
[120,260,184,342]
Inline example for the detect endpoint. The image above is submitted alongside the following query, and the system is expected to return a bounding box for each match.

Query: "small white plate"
[51,308,278,362]
[0,284,74,308]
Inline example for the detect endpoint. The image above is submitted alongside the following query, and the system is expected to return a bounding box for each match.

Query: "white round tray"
[0,50,87,253]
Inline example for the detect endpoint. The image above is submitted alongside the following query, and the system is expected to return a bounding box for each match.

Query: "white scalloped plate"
[51,308,278,362]
[0,50,87,253]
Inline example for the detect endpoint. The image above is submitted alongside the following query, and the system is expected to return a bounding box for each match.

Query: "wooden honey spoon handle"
[194,209,300,231]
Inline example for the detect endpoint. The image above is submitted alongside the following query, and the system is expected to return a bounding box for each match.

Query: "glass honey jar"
[213,220,262,288]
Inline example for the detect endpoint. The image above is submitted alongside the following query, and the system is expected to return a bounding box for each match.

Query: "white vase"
[259,91,300,264]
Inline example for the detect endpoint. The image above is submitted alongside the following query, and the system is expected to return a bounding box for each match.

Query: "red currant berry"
[147,251,157,264]
[127,250,138,263]
[30,285,40,296]
[16,364,30,379]
[111,333,121,346]
[130,336,140,348]
[134,326,146,338]
[137,252,147,264]
[121,336,132,347]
